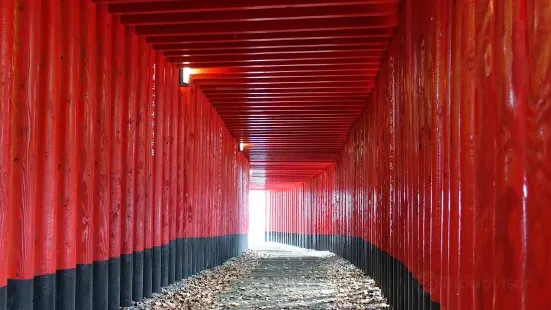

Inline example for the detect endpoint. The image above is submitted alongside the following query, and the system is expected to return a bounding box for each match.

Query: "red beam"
[109,0,398,15]
[163,46,387,57]
[153,37,390,51]
[193,72,378,80]
[169,50,385,64]
[147,28,394,44]
[136,16,398,36]
[120,4,397,25]
[195,75,372,83]
[177,59,382,68]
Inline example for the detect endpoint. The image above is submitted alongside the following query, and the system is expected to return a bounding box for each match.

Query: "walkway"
[126,243,390,309]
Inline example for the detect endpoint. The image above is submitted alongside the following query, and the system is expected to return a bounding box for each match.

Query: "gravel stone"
[123,243,390,309]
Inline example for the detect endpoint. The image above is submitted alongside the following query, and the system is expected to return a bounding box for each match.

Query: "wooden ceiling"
[103,0,400,189]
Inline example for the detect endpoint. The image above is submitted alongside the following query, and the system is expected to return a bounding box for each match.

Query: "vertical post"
[34,0,60,308]
[0,0,14,308]
[93,5,112,309]
[57,0,79,307]
[108,15,125,310]
[133,36,149,302]
[120,25,138,308]
[142,48,155,298]
[8,0,41,308]
[75,0,97,308]
[152,53,164,293]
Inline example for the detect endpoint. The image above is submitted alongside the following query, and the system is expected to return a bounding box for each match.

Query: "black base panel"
[1,234,247,309]
[93,260,108,310]
[120,253,133,307]
[161,244,169,287]
[33,274,55,310]
[152,246,162,293]
[7,278,33,310]
[143,249,152,298]
[108,257,121,310]
[0,286,5,310]
[168,241,176,284]
[175,239,183,281]
[76,264,93,310]
[132,251,144,302]
[182,239,190,279]
[56,269,76,310]
[270,232,441,310]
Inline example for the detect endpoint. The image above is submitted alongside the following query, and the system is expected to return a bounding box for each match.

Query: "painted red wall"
[0,1,249,308]
[267,0,551,309]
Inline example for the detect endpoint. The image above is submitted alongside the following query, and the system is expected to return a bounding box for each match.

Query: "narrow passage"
[126,243,390,309]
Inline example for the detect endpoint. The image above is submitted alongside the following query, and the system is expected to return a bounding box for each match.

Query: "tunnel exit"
[248,190,266,247]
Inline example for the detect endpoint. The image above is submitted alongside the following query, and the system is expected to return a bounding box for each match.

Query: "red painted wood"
[267,2,551,310]
[153,53,163,248]
[35,0,61,276]
[0,0,14,289]
[144,46,155,253]
[109,0,396,15]
[121,26,137,256]
[8,0,40,280]
[1,1,250,307]
[161,60,170,248]
[94,4,113,263]
[135,37,149,254]
[109,15,125,260]
[76,0,97,267]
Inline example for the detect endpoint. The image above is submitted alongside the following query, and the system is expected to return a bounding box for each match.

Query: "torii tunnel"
[0,0,550,309]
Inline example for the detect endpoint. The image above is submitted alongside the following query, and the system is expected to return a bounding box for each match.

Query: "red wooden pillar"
[169,64,178,285]
[33,0,60,308]
[493,2,527,309]
[7,0,41,308]
[152,52,164,293]
[75,0,97,308]
[143,46,155,298]
[0,0,14,307]
[120,25,138,307]
[161,63,172,286]
[182,84,192,278]
[107,15,125,309]
[93,5,112,309]
[175,78,185,282]
[132,36,149,301]
[57,0,79,306]
[524,1,551,308]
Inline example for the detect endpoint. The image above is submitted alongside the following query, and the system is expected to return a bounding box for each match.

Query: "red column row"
[267,0,550,309]
[0,1,249,310]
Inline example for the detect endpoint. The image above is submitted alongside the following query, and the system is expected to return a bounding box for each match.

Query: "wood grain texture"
[266,1,551,310]
[134,37,148,253]
[35,0,60,276]
[121,25,137,256]
[94,4,112,263]
[525,0,551,308]
[8,0,40,280]
[153,53,163,248]
[109,16,125,260]
[0,0,14,288]
[76,0,97,266]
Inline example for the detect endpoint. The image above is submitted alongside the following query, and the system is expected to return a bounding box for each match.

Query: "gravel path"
[125,243,390,309]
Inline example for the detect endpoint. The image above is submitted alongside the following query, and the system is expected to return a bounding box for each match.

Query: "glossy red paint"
[0,0,249,307]
[105,0,398,190]
[267,1,551,310]
[0,0,13,289]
